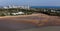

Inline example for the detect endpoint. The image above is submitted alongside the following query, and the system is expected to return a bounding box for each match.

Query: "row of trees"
[0,8,34,16]
[33,8,60,16]
[0,8,60,16]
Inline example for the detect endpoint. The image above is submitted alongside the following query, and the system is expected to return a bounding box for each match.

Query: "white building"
[12,12,25,15]
[3,6,8,9]
[51,10,56,12]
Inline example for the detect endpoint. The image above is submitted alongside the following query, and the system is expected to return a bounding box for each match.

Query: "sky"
[0,0,60,6]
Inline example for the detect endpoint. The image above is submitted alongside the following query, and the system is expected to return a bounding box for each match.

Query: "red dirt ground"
[0,13,60,31]
[0,13,60,26]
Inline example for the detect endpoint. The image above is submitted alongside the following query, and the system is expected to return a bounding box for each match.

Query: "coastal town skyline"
[0,0,60,6]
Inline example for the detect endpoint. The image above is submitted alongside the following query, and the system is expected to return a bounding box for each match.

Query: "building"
[3,5,30,9]
[12,11,25,15]
[3,6,9,9]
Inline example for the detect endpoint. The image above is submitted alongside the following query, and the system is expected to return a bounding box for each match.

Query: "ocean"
[31,6,60,8]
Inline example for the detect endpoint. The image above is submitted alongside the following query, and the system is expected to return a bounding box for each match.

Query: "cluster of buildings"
[3,5,30,9]
[0,5,31,16]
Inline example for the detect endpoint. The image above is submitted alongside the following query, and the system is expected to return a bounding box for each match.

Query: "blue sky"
[0,0,60,6]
